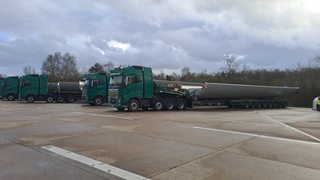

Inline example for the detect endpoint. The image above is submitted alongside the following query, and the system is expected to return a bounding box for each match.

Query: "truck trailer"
[1,76,20,101]
[107,66,299,111]
[20,74,81,103]
[82,72,109,105]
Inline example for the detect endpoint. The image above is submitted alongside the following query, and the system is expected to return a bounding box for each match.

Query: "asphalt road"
[0,101,320,179]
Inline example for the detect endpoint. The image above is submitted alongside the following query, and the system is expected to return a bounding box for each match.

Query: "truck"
[0,77,3,98]
[82,72,109,105]
[1,76,20,101]
[20,74,81,103]
[107,65,299,111]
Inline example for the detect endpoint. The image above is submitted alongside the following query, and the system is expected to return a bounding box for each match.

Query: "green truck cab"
[0,77,3,99]
[108,66,191,111]
[20,74,48,103]
[2,76,20,101]
[82,73,109,105]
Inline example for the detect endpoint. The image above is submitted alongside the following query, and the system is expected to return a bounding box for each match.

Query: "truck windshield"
[109,75,123,86]
[84,79,91,88]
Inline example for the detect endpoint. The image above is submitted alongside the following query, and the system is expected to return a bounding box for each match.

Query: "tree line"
[15,51,320,107]
[20,52,115,82]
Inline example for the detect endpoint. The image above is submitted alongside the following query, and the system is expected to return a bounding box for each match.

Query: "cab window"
[126,76,140,86]
[4,82,11,87]
[22,81,31,87]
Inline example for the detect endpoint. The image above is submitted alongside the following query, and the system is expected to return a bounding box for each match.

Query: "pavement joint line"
[72,112,133,120]
[41,145,150,180]
[193,126,320,145]
[255,111,320,143]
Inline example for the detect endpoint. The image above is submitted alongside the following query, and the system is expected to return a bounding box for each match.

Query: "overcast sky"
[1,0,320,76]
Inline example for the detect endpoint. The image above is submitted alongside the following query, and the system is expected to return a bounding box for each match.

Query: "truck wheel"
[57,96,64,103]
[176,99,186,110]
[317,105,320,111]
[67,96,75,103]
[154,100,163,111]
[46,96,54,103]
[165,100,175,110]
[244,102,249,109]
[7,94,15,101]
[128,99,139,112]
[27,95,35,103]
[94,97,103,106]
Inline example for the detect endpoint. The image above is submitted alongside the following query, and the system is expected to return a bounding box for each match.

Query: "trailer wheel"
[57,96,64,103]
[176,99,186,110]
[128,99,139,112]
[154,100,163,111]
[165,100,175,110]
[244,102,249,109]
[27,95,35,103]
[7,94,15,101]
[93,97,103,106]
[46,96,54,103]
[67,96,75,103]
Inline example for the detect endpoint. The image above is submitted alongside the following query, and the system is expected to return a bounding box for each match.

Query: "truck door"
[122,75,143,102]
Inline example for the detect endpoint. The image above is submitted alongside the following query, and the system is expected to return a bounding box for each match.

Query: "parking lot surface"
[0,101,320,179]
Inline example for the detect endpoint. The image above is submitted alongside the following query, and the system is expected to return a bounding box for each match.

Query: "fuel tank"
[57,82,81,93]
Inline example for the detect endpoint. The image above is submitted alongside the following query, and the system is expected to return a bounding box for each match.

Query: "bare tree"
[23,65,36,75]
[103,60,114,74]
[222,53,241,73]
[181,67,191,77]
[42,52,79,81]
[312,53,320,67]
[42,52,62,81]
[61,53,79,80]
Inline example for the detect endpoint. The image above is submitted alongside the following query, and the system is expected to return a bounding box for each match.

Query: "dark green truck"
[82,72,109,105]
[108,66,192,111]
[20,74,81,103]
[2,76,20,101]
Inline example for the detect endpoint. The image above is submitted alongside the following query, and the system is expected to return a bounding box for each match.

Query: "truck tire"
[154,100,163,111]
[27,95,35,103]
[317,105,320,111]
[57,96,64,103]
[165,100,175,110]
[46,96,54,103]
[93,97,103,106]
[7,94,15,101]
[128,99,139,112]
[244,102,249,109]
[67,96,75,103]
[176,99,187,110]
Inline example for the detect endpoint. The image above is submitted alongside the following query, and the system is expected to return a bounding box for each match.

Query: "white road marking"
[193,126,320,145]
[255,111,320,143]
[73,112,132,120]
[42,145,150,180]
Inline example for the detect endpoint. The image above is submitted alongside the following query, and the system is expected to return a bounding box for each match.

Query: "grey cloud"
[0,0,319,76]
